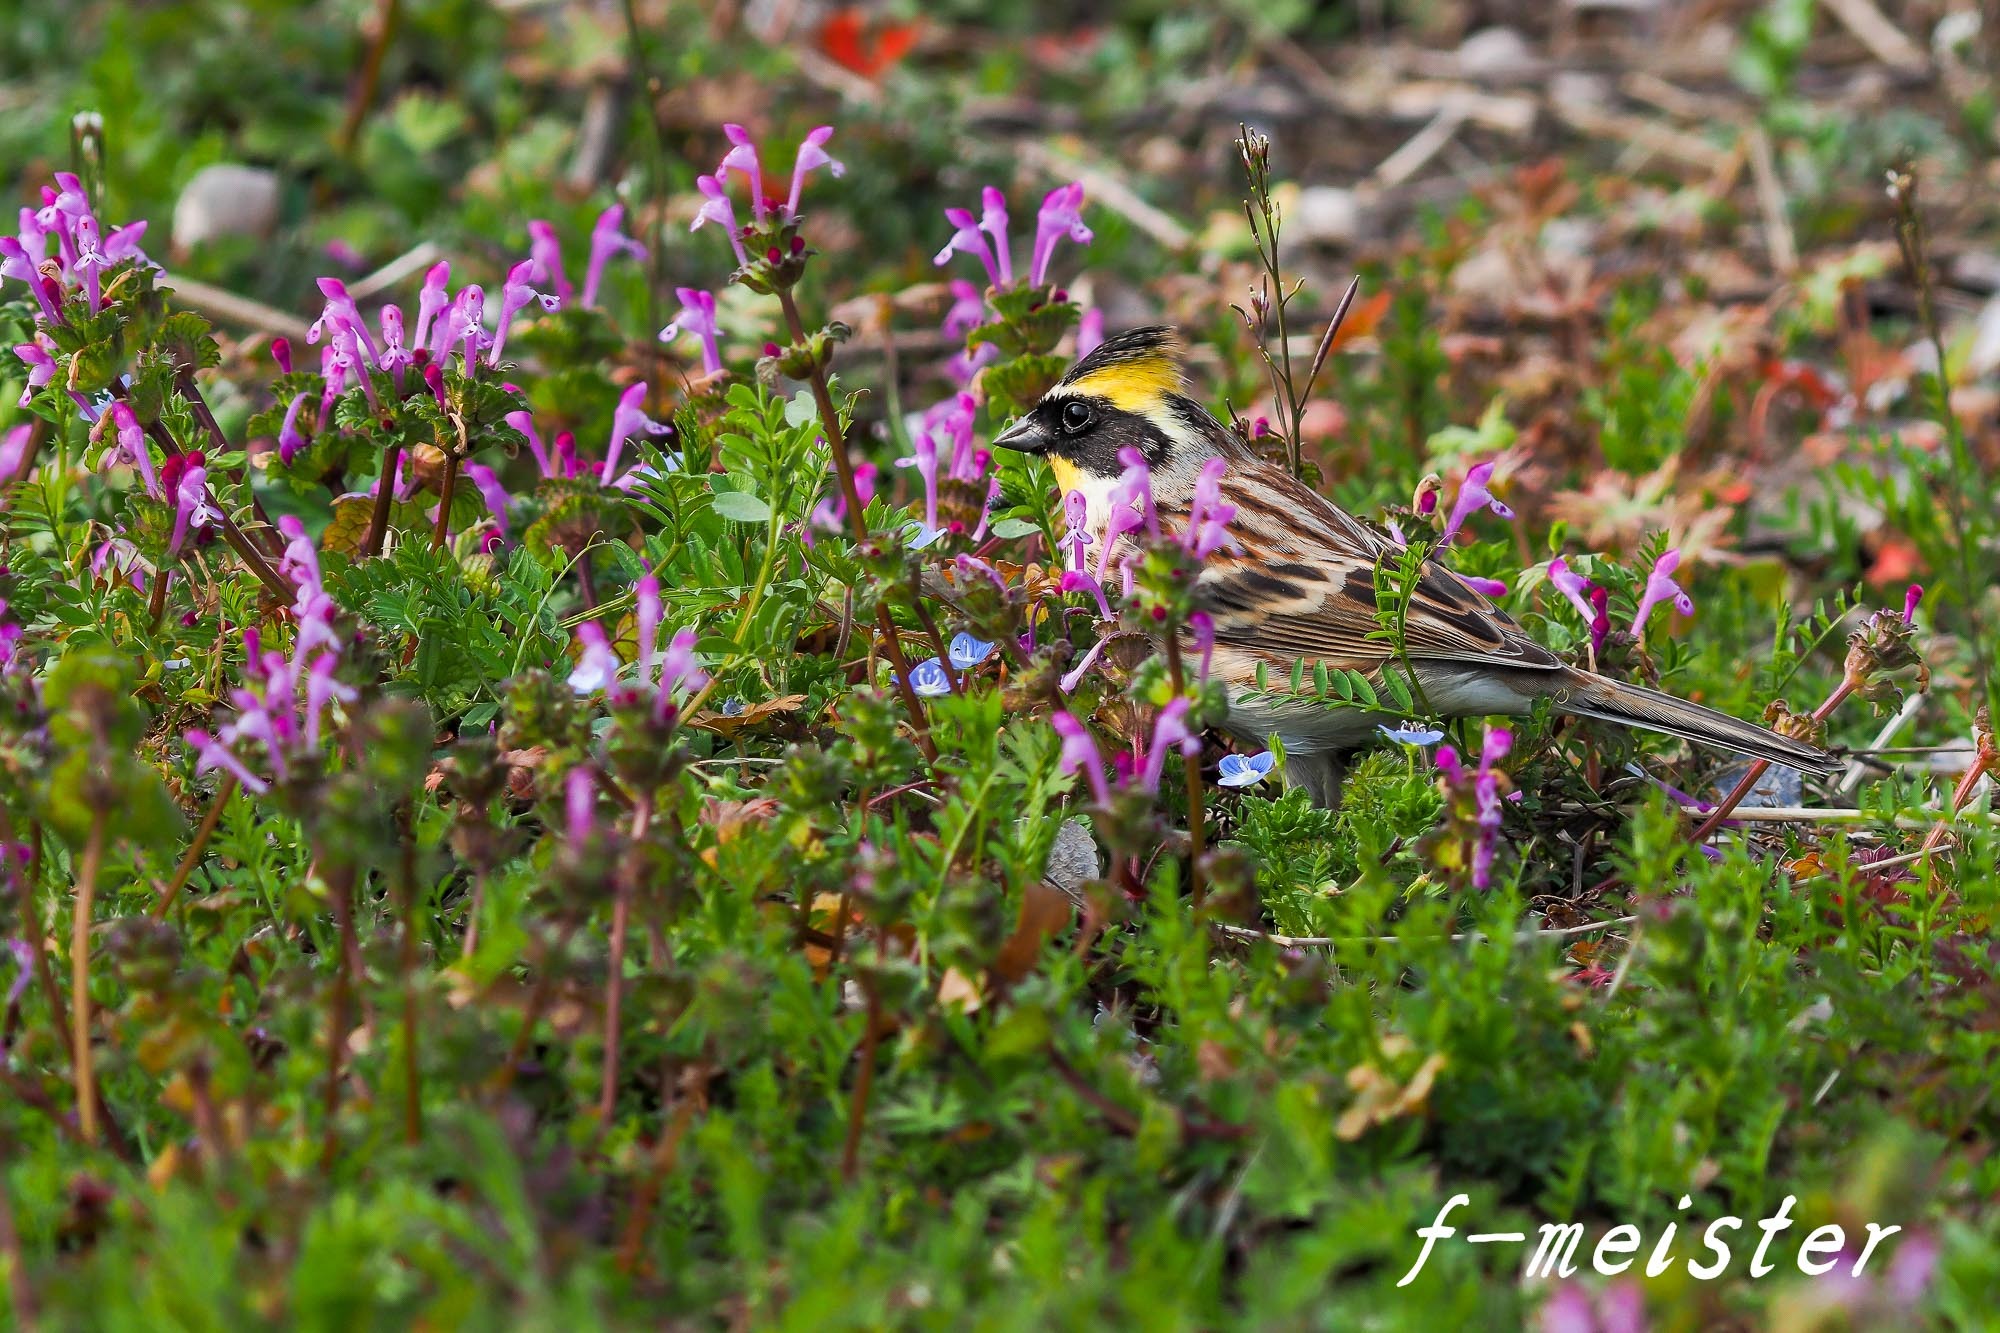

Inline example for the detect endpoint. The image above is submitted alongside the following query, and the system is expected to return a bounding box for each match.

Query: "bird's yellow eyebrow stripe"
[1062,358,1182,413]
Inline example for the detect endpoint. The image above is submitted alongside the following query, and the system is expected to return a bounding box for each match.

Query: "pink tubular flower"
[1439,459,1514,543]
[1437,724,1514,890]
[692,175,747,265]
[164,453,219,557]
[1051,711,1110,805]
[1190,611,1215,685]
[602,382,670,485]
[1546,557,1596,626]
[658,288,722,374]
[490,260,560,368]
[187,727,269,795]
[412,260,452,351]
[439,285,488,367]
[1181,457,1237,559]
[506,408,554,477]
[785,126,843,218]
[653,627,709,724]
[277,391,312,465]
[1093,448,1156,583]
[1061,567,1112,621]
[309,278,378,364]
[979,187,1013,286]
[464,462,512,541]
[935,206,1000,287]
[565,766,597,843]
[1631,548,1694,639]
[1463,575,1508,598]
[582,204,646,309]
[108,402,159,498]
[330,324,380,416]
[636,571,662,683]
[1076,307,1105,357]
[1061,489,1095,572]
[0,424,33,488]
[526,219,572,303]
[897,430,940,530]
[718,125,767,223]
[1030,182,1092,287]
[1140,697,1200,791]
[1588,586,1610,659]
[942,279,986,340]
[567,621,620,694]
[13,337,55,406]
[1058,631,1111,693]
[70,215,107,312]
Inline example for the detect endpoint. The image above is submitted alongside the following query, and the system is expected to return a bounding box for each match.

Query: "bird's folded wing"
[1193,473,1563,675]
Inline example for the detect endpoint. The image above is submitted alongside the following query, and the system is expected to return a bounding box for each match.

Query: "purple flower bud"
[270,336,293,376]
[1463,575,1508,598]
[1902,583,1923,625]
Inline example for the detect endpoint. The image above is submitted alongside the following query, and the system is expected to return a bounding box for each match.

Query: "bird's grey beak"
[991,412,1050,454]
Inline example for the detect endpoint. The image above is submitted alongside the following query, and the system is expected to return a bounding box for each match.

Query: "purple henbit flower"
[505,409,554,477]
[1463,575,1508,598]
[1052,711,1111,805]
[786,126,843,218]
[582,204,647,309]
[654,627,708,716]
[658,287,723,375]
[1631,548,1694,639]
[1061,489,1095,571]
[490,260,560,368]
[935,206,1001,288]
[1093,448,1157,583]
[979,187,1013,286]
[567,621,620,694]
[526,220,572,303]
[70,214,107,312]
[1061,568,1113,621]
[1437,724,1514,890]
[1059,631,1111,693]
[942,280,986,340]
[330,325,381,417]
[1438,459,1514,543]
[164,452,220,557]
[692,175,747,265]
[1546,557,1596,626]
[1076,308,1105,357]
[565,766,597,843]
[1182,458,1238,559]
[0,236,57,322]
[0,425,33,489]
[412,260,452,351]
[309,277,378,364]
[898,430,941,530]
[375,305,411,384]
[1141,697,1201,791]
[187,727,269,794]
[719,125,768,223]
[277,391,312,465]
[420,363,447,411]
[438,284,488,368]
[1190,611,1215,685]
[107,402,159,498]
[1030,182,1092,287]
[1902,583,1923,625]
[971,472,1004,541]
[602,382,670,486]
[464,462,512,541]
[1588,586,1610,659]
[636,571,663,684]
[270,336,294,376]
[14,338,55,407]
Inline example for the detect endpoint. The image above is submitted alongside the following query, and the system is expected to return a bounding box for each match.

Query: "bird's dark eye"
[1060,400,1094,434]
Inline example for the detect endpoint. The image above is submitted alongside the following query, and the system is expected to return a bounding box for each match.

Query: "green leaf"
[989,517,1039,540]
[710,490,774,523]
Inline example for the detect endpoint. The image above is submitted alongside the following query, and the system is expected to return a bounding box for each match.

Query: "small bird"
[992,325,1838,804]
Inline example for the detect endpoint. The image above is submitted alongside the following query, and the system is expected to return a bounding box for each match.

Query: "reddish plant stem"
[336,0,402,158]
[616,1073,705,1274]
[1164,636,1206,906]
[840,971,884,1183]
[1920,743,1997,861]
[145,566,170,631]
[599,798,651,1124]
[320,865,357,1175]
[909,575,962,695]
[398,816,423,1146]
[774,287,938,760]
[153,773,236,918]
[363,442,401,558]
[432,452,459,551]
[491,916,584,1094]
[1692,681,1856,843]
[175,371,281,548]
[70,812,106,1146]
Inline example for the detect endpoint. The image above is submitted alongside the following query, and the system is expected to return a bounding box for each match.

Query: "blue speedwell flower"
[906,657,952,697]
[1216,751,1275,787]
[1378,722,1446,746]
[948,632,994,671]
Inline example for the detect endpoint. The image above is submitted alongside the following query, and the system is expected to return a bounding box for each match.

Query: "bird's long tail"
[1551,668,1840,775]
